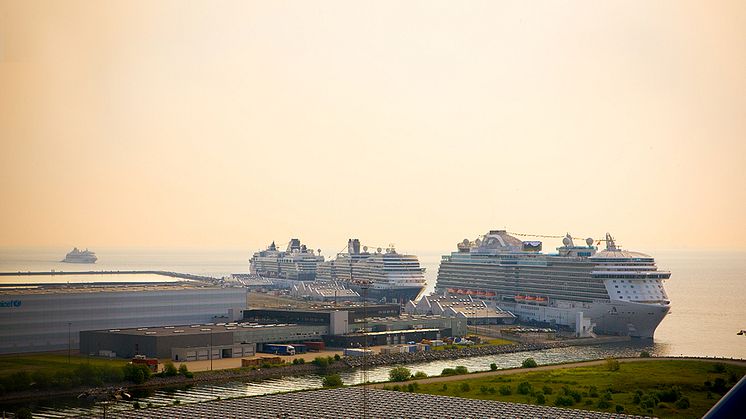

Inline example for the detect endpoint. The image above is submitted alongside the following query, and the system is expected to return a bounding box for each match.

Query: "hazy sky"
[1,1,744,254]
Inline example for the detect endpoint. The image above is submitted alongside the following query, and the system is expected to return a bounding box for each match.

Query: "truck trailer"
[261,344,296,356]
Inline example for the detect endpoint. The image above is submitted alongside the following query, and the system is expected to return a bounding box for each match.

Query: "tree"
[413,371,427,379]
[490,363,498,371]
[454,366,468,374]
[322,374,343,388]
[522,358,538,368]
[163,361,178,377]
[389,366,412,382]
[639,351,651,358]
[178,364,193,378]
[517,381,533,395]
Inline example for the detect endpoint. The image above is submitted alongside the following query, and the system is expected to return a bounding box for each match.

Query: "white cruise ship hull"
[503,300,669,338]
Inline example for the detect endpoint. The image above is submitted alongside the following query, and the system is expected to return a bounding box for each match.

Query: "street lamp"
[68,322,72,363]
[210,330,213,371]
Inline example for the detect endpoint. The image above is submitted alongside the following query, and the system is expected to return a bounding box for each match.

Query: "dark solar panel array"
[111,387,650,419]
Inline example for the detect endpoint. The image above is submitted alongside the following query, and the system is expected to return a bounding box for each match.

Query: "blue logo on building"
[0,300,22,308]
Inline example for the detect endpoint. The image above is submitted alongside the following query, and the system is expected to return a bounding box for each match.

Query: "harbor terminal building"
[0,283,247,354]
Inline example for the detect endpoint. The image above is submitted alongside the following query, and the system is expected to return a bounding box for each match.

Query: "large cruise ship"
[249,239,324,281]
[435,230,671,338]
[317,239,426,303]
[62,248,97,263]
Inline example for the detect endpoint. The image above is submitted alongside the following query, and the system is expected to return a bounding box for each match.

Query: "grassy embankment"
[385,360,744,419]
[0,353,127,377]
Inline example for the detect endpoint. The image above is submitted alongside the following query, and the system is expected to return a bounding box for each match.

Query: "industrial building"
[0,283,246,354]
[80,322,327,359]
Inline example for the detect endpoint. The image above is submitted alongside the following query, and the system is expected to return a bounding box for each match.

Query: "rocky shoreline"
[343,341,567,368]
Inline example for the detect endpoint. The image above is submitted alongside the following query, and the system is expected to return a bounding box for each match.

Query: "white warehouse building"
[0,283,247,354]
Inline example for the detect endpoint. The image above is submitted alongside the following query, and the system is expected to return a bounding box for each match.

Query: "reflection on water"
[28,342,681,417]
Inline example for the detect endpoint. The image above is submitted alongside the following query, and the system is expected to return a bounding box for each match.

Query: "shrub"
[133,402,141,409]
[542,385,553,395]
[517,381,533,395]
[615,404,625,413]
[391,385,400,391]
[178,365,193,378]
[554,395,574,407]
[389,366,412,382]
[322,374,343,388]
[597,399,611,409]
[605,358,620,371]
[561,386,581,403]
[522,358,538,368]
[334,354,341,361]
[639,351,651,358]
[441,384,448,391]
[498,385,512,395]
[441,368,457,376]
[413,371,427,379]
[460,383,471,392]
[713,377,728,394]
[454,366,468,375]
[712,363,726,373]
[674,396,690,409]
[490,363,498,371]
[656,385,681,402]
[408,383,418,392]
[173,399,180,405]
[163,361,178,377]
[536,393,546,404]
[640,394,659,409]
[588,385,599,398]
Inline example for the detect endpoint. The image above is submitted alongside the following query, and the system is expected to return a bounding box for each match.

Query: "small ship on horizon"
[62,247,97,264]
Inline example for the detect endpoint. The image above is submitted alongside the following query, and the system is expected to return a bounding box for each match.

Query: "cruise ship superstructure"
[435,230,671,338]
[317,239,426,303]
[250,239,324,281]
[62,247,97,263]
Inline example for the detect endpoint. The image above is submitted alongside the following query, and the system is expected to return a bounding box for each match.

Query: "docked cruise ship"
[249,239,324,281]
[62,247,97,263]
[435,230,671,338]
[317,239,426,303]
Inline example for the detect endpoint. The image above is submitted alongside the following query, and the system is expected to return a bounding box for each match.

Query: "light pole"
[210,330,213,371]
[68,322,72,363]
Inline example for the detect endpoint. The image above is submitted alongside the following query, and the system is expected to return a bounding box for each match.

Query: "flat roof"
[0,283,241,296]
[85,322,309,337]
[109,387,647,419]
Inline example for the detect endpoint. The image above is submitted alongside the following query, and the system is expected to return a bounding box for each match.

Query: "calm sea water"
[1,247,744,359]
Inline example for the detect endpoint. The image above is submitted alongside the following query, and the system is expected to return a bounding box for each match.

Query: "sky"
[0,1,744,254]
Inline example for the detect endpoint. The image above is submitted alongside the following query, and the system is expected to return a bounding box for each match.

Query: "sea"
[1,247,744,417]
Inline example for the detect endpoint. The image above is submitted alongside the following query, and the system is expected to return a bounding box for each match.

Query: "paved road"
[370,357,746,387]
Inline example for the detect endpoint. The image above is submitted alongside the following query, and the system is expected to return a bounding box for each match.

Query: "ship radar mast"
[605,233,618,251]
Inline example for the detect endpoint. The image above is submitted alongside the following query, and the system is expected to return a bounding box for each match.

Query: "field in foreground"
[385,360,744,418]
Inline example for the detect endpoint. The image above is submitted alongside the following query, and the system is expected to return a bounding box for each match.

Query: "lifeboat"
[514,295,525,301]
[466,289,476,295]
[486,291,496,297]
[456,289,465,294]
[477,290,486,296]
[525,296,537,301]
[536,296,548,304]
[447,288,457,293]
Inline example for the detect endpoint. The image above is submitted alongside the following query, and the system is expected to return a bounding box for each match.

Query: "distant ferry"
[316,239,426,303]
[435,230,671,338]
[62,247,97,263]
[250,239,324,281]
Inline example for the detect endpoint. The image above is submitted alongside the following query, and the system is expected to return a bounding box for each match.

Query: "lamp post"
[68,322,72,363]
[210,330,213,371]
